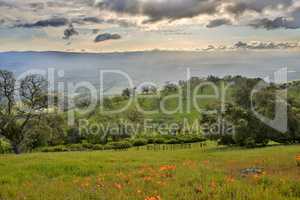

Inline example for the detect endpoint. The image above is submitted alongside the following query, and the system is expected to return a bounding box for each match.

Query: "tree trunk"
[12,143,21,154]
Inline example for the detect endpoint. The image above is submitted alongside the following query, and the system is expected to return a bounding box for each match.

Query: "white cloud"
[0,0,300,52]
[202,41,300,51]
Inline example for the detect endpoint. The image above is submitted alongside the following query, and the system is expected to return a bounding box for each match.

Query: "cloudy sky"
[0,0,300,52]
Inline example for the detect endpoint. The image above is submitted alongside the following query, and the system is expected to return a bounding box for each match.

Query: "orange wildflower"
[296,155,300,166]
[183,160,197,169]
[113,183,123,190]
[23,181,33,188]
[96,182,104,188]
[79,177,91,189]
[210,180,217,191]
[195,185,203,194]
[139,165,155,173]
[161,173,173,178]
[96,177,105,188]
[159,165,176,171]
[225,176,235,184]
[254,159,264,165]
[144,195,162,200]
[203,160,210,165]
[156,181,167,187]
[143,176,152,181]
[252,174,261,182]
[80,182,90,189]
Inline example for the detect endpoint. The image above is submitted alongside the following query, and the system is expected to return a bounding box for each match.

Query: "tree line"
[1,70,300,154]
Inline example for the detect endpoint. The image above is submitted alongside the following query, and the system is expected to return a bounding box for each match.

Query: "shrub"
[0,140,12,154]
[153,138,165,144]
[92,144,104,150]
[147,137,155,144]
[52,145,69,152]
[132,139,148,147]
[177,136,193,144]
[103,144,114,150]
[68,144,85,151]
[173,136,206,144]
[40,145,68,152]
[218,135,235,146]
[165,139,179,144]
[91,144,113,151]
[110,141,132,150]
[245,137,256,148]
[190,136,206,143]
[82,142,93,149]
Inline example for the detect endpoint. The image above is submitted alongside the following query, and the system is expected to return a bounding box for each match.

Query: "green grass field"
[0,144,300,200]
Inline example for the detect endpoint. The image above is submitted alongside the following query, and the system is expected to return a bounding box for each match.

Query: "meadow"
[0,143,300,200]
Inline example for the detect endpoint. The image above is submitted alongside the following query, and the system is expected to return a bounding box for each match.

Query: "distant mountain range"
[0,50,299,93]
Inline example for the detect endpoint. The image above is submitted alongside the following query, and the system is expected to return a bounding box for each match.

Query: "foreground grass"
[0,144,300,200]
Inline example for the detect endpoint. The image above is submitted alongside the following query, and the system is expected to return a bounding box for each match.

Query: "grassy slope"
[0,144,300,200]
[86,84,227,125]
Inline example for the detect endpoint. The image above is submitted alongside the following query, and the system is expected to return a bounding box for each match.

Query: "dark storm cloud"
[225,0,300,30]
[206,18,232,28]
[226,2,260,16]
[4,0,300,31]
[46,1,68,8]
[94,33,121,42]
[0,0,15,8]
[46,0,95,8]
[14,15,135,30]
[95,0,300,29]
[29,2,45,10]
[97,0,222,23]
[63,24,79,40]
[249,8,300,30]
[82,17,105,23]
[106,19,136,27]
[96,0,297,23]
[226,0,294,17]
[250,17,287,30]
[82,16,135,27]
[17,18,68,28]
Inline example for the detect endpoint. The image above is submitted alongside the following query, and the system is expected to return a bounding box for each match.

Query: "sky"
[0,0,300,52]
